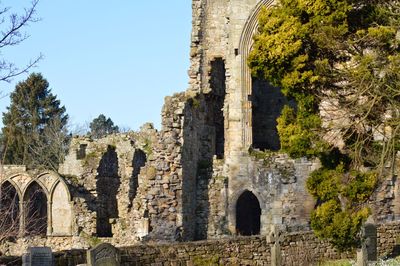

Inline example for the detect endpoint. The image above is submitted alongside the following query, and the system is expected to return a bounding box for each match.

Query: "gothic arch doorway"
[0,181,20,234]
[24,181,48,236]
[236,190,261,236]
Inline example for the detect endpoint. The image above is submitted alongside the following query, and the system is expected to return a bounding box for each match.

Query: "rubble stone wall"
[4,223,400,265]
[2,0,400,258]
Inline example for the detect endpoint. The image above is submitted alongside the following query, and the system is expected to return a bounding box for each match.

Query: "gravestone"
[357,216,377,266]
[356,245,367,266]
[87,243,120,266]
[22,247,54,266]
[364,217,377,261]
[267,225,284,266]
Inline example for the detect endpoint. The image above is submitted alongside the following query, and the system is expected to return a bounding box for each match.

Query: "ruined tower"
[165,0,319,240]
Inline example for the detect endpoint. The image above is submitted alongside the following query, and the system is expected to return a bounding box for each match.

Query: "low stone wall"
[2,223,400,265]
[281,232,353,265]
[120,237,270,265]
[377,221,400,256]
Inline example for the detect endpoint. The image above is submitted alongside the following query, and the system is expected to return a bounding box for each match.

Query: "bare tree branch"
[0,0,42,83]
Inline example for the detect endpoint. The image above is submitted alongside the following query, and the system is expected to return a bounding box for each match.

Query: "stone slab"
[87,243,120,266]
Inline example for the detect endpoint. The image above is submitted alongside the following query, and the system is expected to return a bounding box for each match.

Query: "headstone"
[87,243,120,266]
[364,217,377,261]
[357,216,377,266]
[22,247,54,266]
[356,246,367,266]
[137,218,150,238]
[267,225,283,266]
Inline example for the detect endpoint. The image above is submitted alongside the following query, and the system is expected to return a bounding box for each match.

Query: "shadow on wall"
[252,77,292,151]
[192,58,227,240]
[129,149,146,207]
[96,145,120,237]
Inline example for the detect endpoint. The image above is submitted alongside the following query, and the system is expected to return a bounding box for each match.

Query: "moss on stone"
[81,151,100,168]
[80,232,102,247]
[143,138,153,157]
[192,255,220,266]
[214,175,227,182]
[63,174,80,186]
[187,97,201,109]
[146,166,157,179]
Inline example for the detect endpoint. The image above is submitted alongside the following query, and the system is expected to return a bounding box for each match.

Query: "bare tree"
[0,0,42,83]
[0,179,48,244]
[0,181,20,243]
[27,117,70,171]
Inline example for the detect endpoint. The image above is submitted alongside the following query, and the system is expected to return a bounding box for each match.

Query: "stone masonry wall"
[58,127,158,245]
[4,222,400,265]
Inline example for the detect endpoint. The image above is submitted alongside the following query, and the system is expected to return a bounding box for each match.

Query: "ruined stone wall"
[377,221,400,256]
[189,0,400,241]
[184,0,318,239]
[3,0,400,256]
[129,94,189,241]
[5,222,400,265]
[58,128,158,243]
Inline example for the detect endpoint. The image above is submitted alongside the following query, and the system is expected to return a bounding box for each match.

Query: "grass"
[318,260,353,266]
[318,256,400,266]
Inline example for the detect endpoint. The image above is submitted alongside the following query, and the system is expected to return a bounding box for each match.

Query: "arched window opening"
[236,190,261,236]
[207,58,226,159]
[251,77,287,151]
[0,182,20,238]
[24,182,47,236]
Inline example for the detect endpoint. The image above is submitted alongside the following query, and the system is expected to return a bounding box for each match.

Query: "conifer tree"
[1,73,69,170]
[89,114,119,139]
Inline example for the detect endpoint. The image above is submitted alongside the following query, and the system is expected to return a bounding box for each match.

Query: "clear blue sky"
[0,1,192,131]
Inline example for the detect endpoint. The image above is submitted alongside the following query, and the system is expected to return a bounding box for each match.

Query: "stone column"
[19,201,25,237]
[357,245,367,266]
[357,216,377,266]
[47,200,52,236]
[267,225,283,266]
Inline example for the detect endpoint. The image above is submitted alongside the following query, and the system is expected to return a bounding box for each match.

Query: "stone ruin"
[1,0,400,256]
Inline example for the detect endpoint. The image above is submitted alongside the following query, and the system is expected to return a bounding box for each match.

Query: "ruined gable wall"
[194,0,318,237]
[57,128,157,244]
[127,0,232,242]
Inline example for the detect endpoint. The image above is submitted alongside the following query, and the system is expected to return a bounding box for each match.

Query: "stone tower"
[173,0,318,240]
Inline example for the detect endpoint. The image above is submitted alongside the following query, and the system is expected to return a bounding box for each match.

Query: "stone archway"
[51,181,72,235]
[24,181,48,236]
[236,190,261,236]
[0,181,20,235]
[239,0,275,149]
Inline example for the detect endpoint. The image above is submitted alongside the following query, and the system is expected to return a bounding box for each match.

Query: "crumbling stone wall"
[3,0,400,257]
[6,223,400,265]
[182,0,319,239]
[58,126,158,244]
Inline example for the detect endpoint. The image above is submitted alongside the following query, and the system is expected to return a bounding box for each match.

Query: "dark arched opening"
[24,182,47,236]
[251,77,287,151]
[236,190,261,236]
[96,145,120,237]
[206,57,226,159]
[0,182,20,237]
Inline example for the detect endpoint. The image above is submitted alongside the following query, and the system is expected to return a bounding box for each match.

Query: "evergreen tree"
[249,0,400,250]
[1,73,69,170]
[89,114,119,139]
